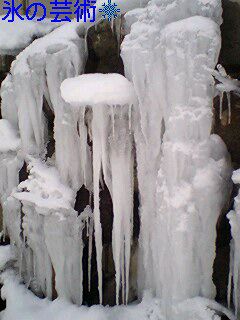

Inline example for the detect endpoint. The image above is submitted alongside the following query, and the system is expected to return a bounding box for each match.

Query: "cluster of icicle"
[213,64,240,125]
[0,0,233,316]
[122,1,231,315]
[61,73,137,304]
[0,22,88,305]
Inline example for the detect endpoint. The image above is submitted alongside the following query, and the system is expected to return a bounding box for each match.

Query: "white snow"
[0,120,20,153]
[0,17,58,55]
[0,270,235,320]
[61,73,136,107]
[228,169,240,316]
[14,158,74,212]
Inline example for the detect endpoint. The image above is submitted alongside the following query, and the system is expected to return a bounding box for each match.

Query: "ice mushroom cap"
[61,73,137,107]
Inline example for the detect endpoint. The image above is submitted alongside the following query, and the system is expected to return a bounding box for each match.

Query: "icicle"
[61,74,136,305]
[110,104,134,306]
[88,218,93,292]
[26,277,32,289]
[86,215,89,237]
[33,254,36,278]
[233,251,239,314]
[219,92,223,120]
[78,221,84,306]
[128,104,132,131]
[111,18,114,33]
[227,92,231,125]
[228,240,234,308]
[19,247,23,277]
[121,248,124,305]
[111,105,115,137]
[92,106,103,304]
[2,219,6,242]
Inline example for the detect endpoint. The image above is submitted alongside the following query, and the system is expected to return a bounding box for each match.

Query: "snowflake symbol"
[99,0,120,21]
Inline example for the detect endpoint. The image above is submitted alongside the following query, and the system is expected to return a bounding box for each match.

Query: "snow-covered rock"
[0,17,58,55]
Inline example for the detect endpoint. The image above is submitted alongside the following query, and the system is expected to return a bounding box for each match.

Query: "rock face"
[85,20,124,75]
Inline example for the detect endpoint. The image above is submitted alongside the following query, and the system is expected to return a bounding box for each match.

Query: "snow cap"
[61,73,137,107]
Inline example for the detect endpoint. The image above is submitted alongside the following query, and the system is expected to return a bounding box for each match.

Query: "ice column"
[61,73,136,304]
[0,120,22,260]
[122,0,231,310]
[1,22,88,189]
[228,170,240,316]
[153,17,231,311]
[14,158,85,304]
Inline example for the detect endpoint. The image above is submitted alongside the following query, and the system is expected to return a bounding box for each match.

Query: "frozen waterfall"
[0,0,235,318]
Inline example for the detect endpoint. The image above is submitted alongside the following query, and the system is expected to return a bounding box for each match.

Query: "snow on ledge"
[0,17,59,55]
[61,73,137,107]
[14,158,75,213]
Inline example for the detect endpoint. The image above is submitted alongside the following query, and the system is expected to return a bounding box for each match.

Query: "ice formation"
[0,21,88,304]
[228,170,240,316]
[0,0,235,318]
[212,64,240,124]
[61,73,136,305]
[0,268,235,320]
[121,2,231,314]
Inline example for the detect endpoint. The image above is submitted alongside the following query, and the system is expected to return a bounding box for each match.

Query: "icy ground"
[0,248,235,320]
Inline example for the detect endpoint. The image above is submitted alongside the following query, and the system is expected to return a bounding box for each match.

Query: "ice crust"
[0,0,234,317]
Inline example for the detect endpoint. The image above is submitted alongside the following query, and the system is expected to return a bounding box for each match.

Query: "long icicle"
[92,107,103,304]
